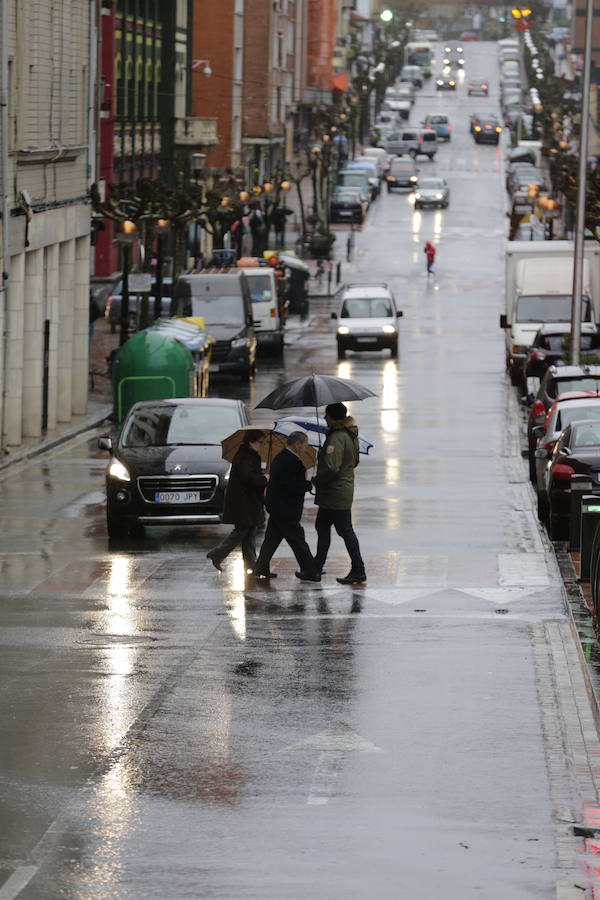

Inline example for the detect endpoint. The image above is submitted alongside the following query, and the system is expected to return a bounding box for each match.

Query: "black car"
[523,325,600,385]
[536,420,600,539]
[98,398,248,538]
[472,116,502,144]
[468,78,488,96]
[436,74,456,91]
[526,364,600,483]
[330,188,368,224]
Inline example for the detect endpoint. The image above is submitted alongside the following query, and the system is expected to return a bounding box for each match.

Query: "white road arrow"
[283,723,383,806]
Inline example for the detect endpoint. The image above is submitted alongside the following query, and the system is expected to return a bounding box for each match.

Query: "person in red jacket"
[424,240,436,275]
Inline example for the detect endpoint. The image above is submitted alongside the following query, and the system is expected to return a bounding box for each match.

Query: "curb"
[554,541,600,733]
[0,404,113,473]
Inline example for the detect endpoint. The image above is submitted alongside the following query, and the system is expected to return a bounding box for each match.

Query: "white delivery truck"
[500,241,600,384]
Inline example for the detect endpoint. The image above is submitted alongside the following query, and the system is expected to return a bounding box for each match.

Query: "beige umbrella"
[221,425,317,473]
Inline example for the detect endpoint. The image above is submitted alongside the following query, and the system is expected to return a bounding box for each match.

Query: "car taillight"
[448,124,452,131]
[469,83,473,88]
[482,83,488,89]
[533,399,545,422]
[553,463,574,482]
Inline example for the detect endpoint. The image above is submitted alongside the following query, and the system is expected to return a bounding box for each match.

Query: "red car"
[459,32,479,41]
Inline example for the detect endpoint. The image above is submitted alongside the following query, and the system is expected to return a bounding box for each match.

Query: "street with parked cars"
[6,36,600,899]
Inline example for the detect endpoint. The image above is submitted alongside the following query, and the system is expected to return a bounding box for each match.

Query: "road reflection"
[380,360,399,436]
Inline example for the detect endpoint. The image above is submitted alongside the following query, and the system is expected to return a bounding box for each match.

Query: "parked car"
[386,156,419,191]
[346,159,380,197]
[468,78,489,96]
[422,114,452,141]
[375,111,400,137]
[536,417,600,538]
[505,161,540,192]
[330,188,368,224]
[414,177,450,209]
[361,146,391,178]
[532,391,600,492]
[105,277,173,333]
[382,94,412,121]
[400,64,423,88]
[526,365,600,482]
[523,324,600,385]
[381,128,437,159]
[98,398,249,538]
[472,115,502,145]
[436,73,457,91]
[335,168,372,200]
[174,272,257,380]
[332,283,403,359]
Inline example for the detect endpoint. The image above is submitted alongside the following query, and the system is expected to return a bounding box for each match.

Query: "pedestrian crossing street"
[1,550,565,621]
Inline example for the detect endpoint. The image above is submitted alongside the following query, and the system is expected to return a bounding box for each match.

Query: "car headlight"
[414,192,421,199]
[338,326,350,335]
[382,325,396,334]
[108,459,131,482]
[443,58,449,65]
[435,193,443,200]
[231,338,247,349]
[410,176,418,182]
[458,58,464,65]
[437,80,443,86]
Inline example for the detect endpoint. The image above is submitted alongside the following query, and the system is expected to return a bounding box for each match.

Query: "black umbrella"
[255,373,376,411]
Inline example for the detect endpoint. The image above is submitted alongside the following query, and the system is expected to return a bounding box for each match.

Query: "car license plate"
[339,211,353,216]
[357,337,377,344]
[155,491,201,504]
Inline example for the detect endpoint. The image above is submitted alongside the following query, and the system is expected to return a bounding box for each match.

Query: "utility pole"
[570,0,594,365]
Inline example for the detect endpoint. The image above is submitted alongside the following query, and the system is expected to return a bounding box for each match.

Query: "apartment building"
[0,0,92,449]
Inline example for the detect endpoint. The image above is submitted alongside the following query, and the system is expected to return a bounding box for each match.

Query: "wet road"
[0,43,597,899]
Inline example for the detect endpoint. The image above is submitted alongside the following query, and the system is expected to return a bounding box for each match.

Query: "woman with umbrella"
[206,429,268,573]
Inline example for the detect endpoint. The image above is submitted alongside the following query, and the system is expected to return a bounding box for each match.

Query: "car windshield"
[337,173,368,189]
[189,294,245,325]
[121,404,242,448]
[341,297,393,318]
[572,421,600,448]
[247,275,272,304]
[516,294,591,323]
[429,116,448,124]
[556,406,600,433]
[544,333,600,353]
[391,162,412,173]
[549,377,600,398]
[419,179,444,189]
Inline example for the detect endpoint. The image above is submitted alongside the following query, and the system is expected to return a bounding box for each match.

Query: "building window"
[277,32,284,68]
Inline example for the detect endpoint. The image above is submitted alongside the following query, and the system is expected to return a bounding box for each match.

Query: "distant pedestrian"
[206,430,267,573]
[308,402,366,586]
[253,431,319,581]
[424,240,436,275]
[271,205,293,249]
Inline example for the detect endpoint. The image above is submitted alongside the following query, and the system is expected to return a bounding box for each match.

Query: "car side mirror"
[532,425,544,438]
[534,447,549,459]
[559,446,571,456]
[331,312,338,320]
[500,314,508,329]
[98,436,113,452]
[396,310,403,317]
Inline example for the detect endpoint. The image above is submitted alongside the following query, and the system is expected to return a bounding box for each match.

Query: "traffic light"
[511,7,532,17]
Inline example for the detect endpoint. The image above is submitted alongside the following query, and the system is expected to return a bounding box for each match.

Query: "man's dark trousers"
[314,508,365,576]
[255,516,314,574]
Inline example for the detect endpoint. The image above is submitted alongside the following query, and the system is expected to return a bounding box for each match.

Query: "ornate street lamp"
[115,219,137,345]
[154,218,170,319]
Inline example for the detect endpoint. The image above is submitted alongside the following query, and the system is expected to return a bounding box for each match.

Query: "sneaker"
[294,571,321,583]
[206,552,223,573]
[336,572,367,585]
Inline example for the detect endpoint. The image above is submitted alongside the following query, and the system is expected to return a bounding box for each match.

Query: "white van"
[361,146,390,179]
[240,266,284,356]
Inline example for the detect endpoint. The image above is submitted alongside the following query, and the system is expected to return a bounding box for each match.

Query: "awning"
[332,72,348,93]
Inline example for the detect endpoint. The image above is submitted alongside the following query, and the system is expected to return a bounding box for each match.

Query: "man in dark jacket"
[308,402,366,585]
[206,430,267,572]
[253,431,319,581]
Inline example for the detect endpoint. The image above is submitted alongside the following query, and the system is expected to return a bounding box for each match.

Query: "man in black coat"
[253,431,320,581]
[207,430,267,572]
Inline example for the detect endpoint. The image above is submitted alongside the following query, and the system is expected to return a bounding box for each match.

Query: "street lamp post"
[190,152,206,266]
[115,219,137,346]
[154,218,171,320]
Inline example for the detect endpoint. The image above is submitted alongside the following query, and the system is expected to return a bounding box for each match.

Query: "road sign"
[128,273,152,293]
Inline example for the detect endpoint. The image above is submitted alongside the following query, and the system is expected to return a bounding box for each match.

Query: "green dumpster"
[112,330,195,424]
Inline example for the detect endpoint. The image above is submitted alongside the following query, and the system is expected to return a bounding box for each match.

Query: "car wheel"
[107,510,128,539]
[337,342,346,360]
[529,452,537,485]
[549,511,568,541]
[409,149,417,158]
[275,334,284,357]
[390,339,398,357]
